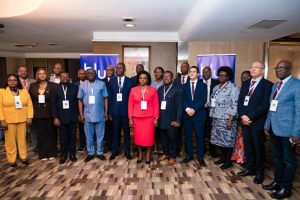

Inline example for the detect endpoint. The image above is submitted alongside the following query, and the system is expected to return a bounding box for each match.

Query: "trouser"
[84,121,105,155]
[104,118,113,150]
[111,115,131,155]
[29,123,38,150]
[60,122,77,158]
[204,108,216,156]
[5,122,27,164]
[160,127,178,159]
[78,122,86,149]
[220,147,233,165]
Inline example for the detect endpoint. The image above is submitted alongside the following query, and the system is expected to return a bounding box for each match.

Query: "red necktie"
[191,82,195,99]
[273,81,283,100]
[181,76,185,85]
[248,81,256,96]
[23,80,27,89]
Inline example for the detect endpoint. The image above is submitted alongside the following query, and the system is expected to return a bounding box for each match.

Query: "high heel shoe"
[146,159,151,164]
[137,159,142,163]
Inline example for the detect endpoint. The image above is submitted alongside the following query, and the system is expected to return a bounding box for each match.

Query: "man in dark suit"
[263,60,300,199]
[108,62,134,160]
[101,65,115,153]
[157,71,182,166]
[52,72,79,164]
[237,61,273,184]
[200,66,219,158]
[130,64,144,86]
[74,69,86,152]
[181,66,207,166]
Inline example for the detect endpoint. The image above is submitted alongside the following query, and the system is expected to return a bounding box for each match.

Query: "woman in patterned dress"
[209,66,240,169]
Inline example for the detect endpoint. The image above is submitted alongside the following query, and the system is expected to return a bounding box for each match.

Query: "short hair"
[182,62,190,68]
[136,71,151,85]
[203,66,211,72]
[5,74,23,89]
[117,62,126,70]
[189,66,199,73]
[241,70,251,77]
[78,68,85,73]
[163,70,174,78]
[154,66,164,73]
[136,64,144,69]
[217,66,233,80]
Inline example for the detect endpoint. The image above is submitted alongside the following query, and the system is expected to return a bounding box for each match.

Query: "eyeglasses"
[8,79,18,82]
[249,66,264,69]
[274,66,288,71]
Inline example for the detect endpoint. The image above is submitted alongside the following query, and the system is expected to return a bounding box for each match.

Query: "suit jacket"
[200,78,219,96]
[19,78,36,90]
[51,83,79,124]
[131,75,138,86]
[101,77,114,87]
[0,87,33,123]
[29,81,58,119]
[158,83,182,129]
[264,77,300,138]
[128,86,159,118]
[182,80,207,121]
[174,74,190,86]
[238,78,273,130]
[108,76,134,117]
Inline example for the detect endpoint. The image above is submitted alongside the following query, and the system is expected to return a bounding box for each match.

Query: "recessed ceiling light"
[125,23,135,27]
[122,17,135,22]
[47,42,58,46]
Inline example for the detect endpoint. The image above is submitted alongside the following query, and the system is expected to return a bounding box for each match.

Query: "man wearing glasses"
[78,68,108,162]
[263,60,300,199]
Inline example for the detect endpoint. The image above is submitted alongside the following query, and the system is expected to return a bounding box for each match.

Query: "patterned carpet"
[0,138,299,200]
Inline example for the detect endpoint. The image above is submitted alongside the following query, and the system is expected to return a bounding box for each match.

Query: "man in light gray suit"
[263,60,300,199]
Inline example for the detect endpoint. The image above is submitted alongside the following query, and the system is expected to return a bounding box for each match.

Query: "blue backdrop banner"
[197,54,236,82]
[80,54,119,79]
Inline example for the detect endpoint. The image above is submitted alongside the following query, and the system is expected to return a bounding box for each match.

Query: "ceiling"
[0,0,300,55]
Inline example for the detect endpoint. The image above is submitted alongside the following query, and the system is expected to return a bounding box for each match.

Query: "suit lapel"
[251,78,263,98]
[277,78,293,100]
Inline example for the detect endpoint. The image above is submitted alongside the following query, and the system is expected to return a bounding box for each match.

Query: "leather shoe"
[198,159,206,167]
[109,154,117,161]
[214,158,225,165]
[167,159,176,166]
[137,159,142,164]
[84,155,94,162]
[70,155,77,162]
[125,153,133,160]
[9,163,17,168]
[262,181,280,191]
[157,155,169,161]
[237,170,255,177]
[97,154,106,160]
[270,188,291,199]
[59,157,67,164]
[220,163,232,169]
[254,174,264,184]
[21,160,29,166]
[180,156,193,163]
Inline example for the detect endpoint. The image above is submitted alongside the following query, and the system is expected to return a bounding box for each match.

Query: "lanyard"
[118,77,123,93]
[10,89,19,96]
[212,82,229,97]
[163,84,173,101]
[62,85,67,100]
[88,81,95,95]
[141,86,147,100]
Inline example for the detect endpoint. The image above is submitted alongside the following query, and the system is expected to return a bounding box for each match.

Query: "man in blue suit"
[108,62,134,160]
[52,72,79,164]
[237,61,273,184]
[181,66,207,166]
[263,60,300,199]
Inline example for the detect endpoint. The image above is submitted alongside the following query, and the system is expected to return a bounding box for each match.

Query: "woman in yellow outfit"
[0,74,33,168]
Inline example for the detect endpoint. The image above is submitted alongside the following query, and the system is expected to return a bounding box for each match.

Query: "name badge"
[14,96,22,109]
[141,100,147,110]
[38,95,45,103]
[89,96,95,104]
[117,93,122,102]
[270,100,278,112]
[210,98,216,107]
[243,96,250,106]
[62,100,69,109]
[161,101,167,110]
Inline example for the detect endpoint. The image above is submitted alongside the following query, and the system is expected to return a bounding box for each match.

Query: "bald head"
[53,63,63,76]
[202,66,212,80]
[275,60,293,80]
[106,65,115,78]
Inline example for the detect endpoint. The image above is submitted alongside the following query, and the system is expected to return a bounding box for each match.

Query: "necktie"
[118,77,122,87]
[205,80,209,103]
[23,80,27,89]
[191,82,195,99]
[248,81,256,96]
[273,81,283,100]
[181,76,185,85]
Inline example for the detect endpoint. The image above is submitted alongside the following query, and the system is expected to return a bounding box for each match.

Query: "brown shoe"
[157,155,169,161]
[168,159,176,166]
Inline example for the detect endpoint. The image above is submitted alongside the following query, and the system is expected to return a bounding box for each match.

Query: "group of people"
[0,59,299,199]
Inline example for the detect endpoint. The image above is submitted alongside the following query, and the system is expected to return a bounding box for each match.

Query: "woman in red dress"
[128,71,159,164]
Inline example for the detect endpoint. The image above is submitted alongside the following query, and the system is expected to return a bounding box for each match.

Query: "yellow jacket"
[0,87,33,123]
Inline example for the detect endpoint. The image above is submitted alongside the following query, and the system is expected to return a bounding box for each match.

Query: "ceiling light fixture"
[125,23,135,28]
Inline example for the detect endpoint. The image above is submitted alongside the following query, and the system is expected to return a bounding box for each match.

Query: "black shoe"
[59,157,67,164]
[254,174,264,184]
[220,163,232,169]
[262,181,280,191]
[214,158,225,165]
[9,163,17,168]
[198,159,207,167]
[70,154,77,162]
[84,155,94,162]
[78,147,85,152]
[109,153,117,161]
[237,170,255,177]
[21,160,29,166]
[146,159,151,164]
[270,188,291,199]
[180,156,193,163]
[97,154,106,160]
[137,159,142,164]
[125,153,133,160]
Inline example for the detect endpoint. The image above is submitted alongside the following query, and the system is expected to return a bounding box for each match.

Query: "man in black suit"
[157,71,182,166]
[74,69,86,152]
[101,65,115,153]
[52,72,79,164]
[181,66,207,166]
[130,64,144,86]
[200,66,219,158]
[237,61,273,184]
[108,62,134,160]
